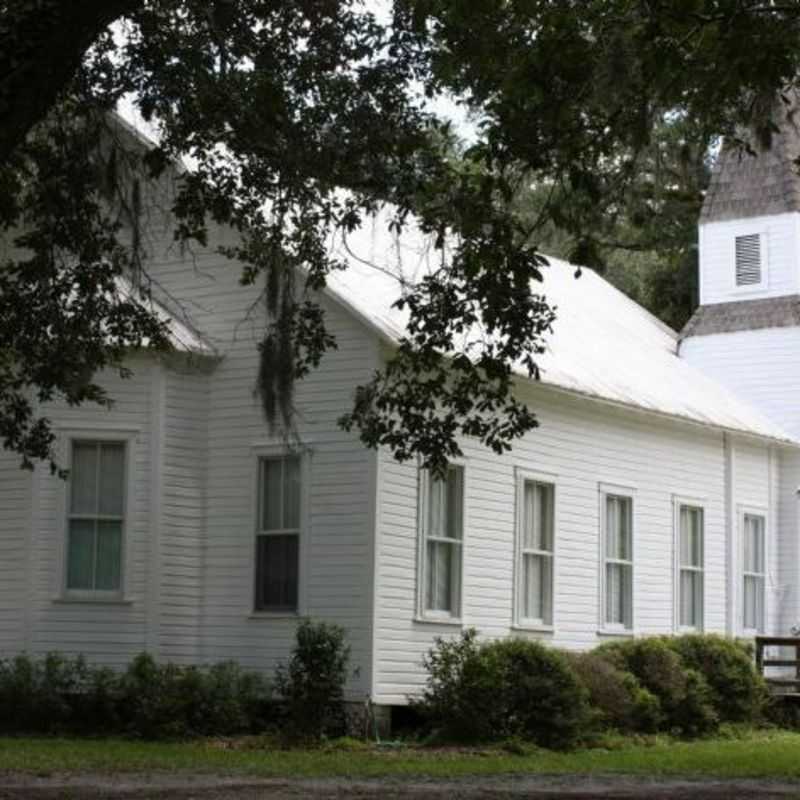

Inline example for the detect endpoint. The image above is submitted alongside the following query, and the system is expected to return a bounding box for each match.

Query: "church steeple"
[680,89,800,441]
[688,93,800,312]
[701,96,800,225]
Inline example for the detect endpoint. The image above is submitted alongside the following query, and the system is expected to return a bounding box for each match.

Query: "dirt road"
[2,773,800,799]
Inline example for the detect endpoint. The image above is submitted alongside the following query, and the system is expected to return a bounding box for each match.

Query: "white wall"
[0,449,32,655]
[680,326,800,441]
[157,363,211,663]
[27,358,157,667]
[777,450,800,635]
[372,384,775,705]
[141,224,379,698]
[699,213,800,305]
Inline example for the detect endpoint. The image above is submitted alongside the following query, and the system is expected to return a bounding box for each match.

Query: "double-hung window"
[66,441,126,594]
[742,512,766,633]
[678,504,704,630]
[420,465,464,619]
[517,479,555,627]
[602,493,633,630]
[255,454,301,612]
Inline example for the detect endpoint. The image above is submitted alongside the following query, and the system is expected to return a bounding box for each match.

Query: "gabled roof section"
[323,213,797,447]
[701,94,800,223]
[681,295,800,339]
[116,277,217,357]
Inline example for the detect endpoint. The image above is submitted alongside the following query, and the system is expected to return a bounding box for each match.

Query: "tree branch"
[0,0,143,164]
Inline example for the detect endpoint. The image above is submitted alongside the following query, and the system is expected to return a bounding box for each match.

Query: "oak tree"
[3,1,800,473]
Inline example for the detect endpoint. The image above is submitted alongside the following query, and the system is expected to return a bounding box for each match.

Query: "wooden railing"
[755,636,800,696]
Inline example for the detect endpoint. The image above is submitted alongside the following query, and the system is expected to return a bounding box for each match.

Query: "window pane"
[445,467,463,541]
[755,522,764,573]
[606,496,631,561]
[743,574,764,632]
[680,506,703,567]
[260,459,283,531]
[283,455,301,529]
[680,569,703,628]
[744,514,764,573]
[743,516,753,572]
[523,553,552,623]
[427,474,446,539]
[606,562,632,627]
[426,540,453,612]
[692,508,704,565]
[522,482,536,549]
[98,443,125,516]
[536,483,554,551]
[70,443,98,515]
[606,497,619,559]
[95,521,122,591]
[67,519,95,590]
[255,534,299,610]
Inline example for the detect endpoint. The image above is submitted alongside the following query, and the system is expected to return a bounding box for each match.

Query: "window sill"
[512,624,554,634]
[597,627,635,638]
[247,611,300,620]
[52,596,133,606]
[413,615,463,627]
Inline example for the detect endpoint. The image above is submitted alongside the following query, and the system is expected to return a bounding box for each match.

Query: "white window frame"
[598,483,636,635]
[57,427,138,604]
[732,230,768,294]
[739,505,767,635]
[416,461,466,624]
[673,495,706,632]
[513,468,557,631]
[249,443,310,618]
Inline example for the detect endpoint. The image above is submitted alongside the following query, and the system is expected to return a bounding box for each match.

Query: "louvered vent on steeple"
[735,234,762,286]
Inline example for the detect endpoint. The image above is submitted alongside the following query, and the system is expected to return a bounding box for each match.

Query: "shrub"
[666,634,768,723]
[275,619,350,742]
[566,651,661,733]
[0,651,271,739]
[0,653,91,734]
[116,654,272,739]
[595,638,719,737]
[415,629,591,749]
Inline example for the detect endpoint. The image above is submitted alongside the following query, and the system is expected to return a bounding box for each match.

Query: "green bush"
[415,629,591,749]
[595,638,718,737]
[566,651,661,733]
[0,653,82,734]
[666,634,768,723]
[275,619,350,742]
[0,652,271,739]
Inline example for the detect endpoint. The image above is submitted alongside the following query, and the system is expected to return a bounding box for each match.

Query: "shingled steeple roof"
[701,95,800,223]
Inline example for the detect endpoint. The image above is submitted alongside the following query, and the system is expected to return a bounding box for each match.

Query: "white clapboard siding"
[681,326,800,638]
[0,447,32,654]
[681,327,800,442]
[157,364,210,663]
[141,222,379,697]
[699,213,800,305]
[372,381,776,705]
[778,451,800,634]
[27,358,155,667]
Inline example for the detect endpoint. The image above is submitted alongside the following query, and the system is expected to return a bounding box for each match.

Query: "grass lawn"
[2,730,800,780]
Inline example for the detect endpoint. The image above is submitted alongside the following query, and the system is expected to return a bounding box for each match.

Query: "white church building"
[2,114,800,710]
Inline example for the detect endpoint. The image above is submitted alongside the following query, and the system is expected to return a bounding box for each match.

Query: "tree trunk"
[0,0,144,164]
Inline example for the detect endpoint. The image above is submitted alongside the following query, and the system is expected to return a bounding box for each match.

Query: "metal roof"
[323,212,797,446]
